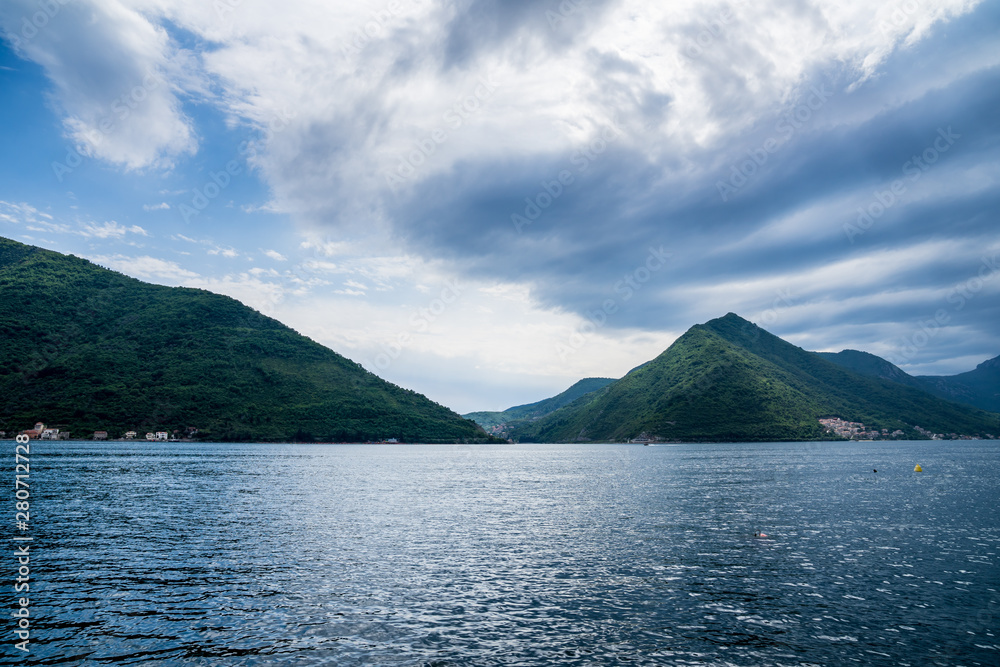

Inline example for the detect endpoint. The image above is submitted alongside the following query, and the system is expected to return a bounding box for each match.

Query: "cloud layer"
[2,0,998,411]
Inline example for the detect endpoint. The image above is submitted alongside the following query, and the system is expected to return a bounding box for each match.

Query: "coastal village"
[818,417,995,441]
[1,421,200,441]
[819,418,906,440]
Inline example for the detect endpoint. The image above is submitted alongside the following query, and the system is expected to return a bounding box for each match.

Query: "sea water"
[9,441,999,665]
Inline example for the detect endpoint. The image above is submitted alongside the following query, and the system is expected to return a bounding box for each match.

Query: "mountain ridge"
[819,349,1000,413]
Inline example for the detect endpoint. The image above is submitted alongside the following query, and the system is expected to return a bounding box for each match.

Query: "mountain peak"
[707,312,753,326]
[696,312,758,337]
[696,312,789,353]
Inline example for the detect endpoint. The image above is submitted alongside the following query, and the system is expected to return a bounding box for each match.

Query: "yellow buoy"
[914,464,923,472]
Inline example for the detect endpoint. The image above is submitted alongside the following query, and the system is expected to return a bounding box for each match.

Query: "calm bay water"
[8,440,999,665]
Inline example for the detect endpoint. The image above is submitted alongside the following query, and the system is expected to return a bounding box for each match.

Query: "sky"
[1,0,998,414]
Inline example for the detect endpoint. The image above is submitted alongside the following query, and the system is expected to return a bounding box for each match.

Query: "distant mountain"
[820,350,1000,414]
[912,357,1000,413]
[508,314,999,443]
[815,350,926,389]
[464,377,616,434]
[0,237,493,443]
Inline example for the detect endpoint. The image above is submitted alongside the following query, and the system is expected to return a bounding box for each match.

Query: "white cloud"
[0,0,198,170]
[263,249,287,261]
[80,221,148,239]
[25,222,73,234]
[1,204,151,240]
[300,238,354,257]
[143,202,171,211]
[0,200,53,226]
[89,254,199,282]
[207,246,239,258]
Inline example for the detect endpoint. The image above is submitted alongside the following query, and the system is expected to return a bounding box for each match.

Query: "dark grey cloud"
[441,0,542,69]
[392,60,998,288]
[438,0,620,70]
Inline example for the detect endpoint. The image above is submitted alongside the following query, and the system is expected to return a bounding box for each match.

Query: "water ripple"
[7,441,999,666]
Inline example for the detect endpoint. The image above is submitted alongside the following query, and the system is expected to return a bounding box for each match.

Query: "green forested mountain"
[819,350,1000,414]
[508,314,999,443]
[463,377,616,433]
[0,237,492,442]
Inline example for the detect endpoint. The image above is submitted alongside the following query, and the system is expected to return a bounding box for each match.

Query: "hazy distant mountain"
[912,358,999,413]
[815,350,926,389]
[507,314,999,443]
[819,350,1000,414]
[464,377,616,433]
[0,237,493,443]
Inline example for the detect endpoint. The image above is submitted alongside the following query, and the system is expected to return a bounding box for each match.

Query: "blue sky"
[1,0,998,414]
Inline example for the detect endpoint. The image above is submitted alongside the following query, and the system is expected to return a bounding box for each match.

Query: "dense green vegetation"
[507,314,1000,443]
[820,349,1000,414]
[0,237,495,442]
[463,377,616,433]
